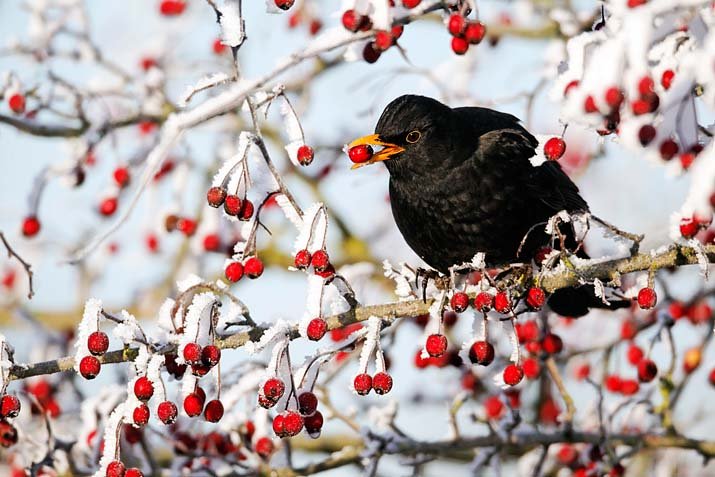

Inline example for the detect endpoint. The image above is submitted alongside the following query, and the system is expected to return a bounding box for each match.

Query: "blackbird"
[349,94,628,317]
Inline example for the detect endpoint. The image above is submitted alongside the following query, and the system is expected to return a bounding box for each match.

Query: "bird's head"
[347,95,455,176]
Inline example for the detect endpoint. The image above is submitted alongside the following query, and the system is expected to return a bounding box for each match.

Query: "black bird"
[349,94,628,317]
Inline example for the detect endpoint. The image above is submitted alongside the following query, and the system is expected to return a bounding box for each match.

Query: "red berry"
[543,137,566,161]
[575,364,590,381]
[627,0,647,7]
[307,318,327,341]
[469,340,495,366]
[224,194,242,216]
[99,197,118,216]
[353,373,372,395]
[374,30,394,51]
[201,345,221,367]
[465,21,486,44]
[503,364,524,386]
[263,378,285,400]
[106,461,126,477]
[297,145,314,166]
[680,152,695,170]
[244,257,264,279]
[0,396,20,419]
[425,334,448,357]
[494,291,511,313]
[484,395,504,419]
[157,401,178,424]
[620,379,640,395]
[0,420,17,447]
[255,436,274,458]
[207,187,227,208]
[391,25,404,39]
[133,377,154,401]
[113,167,130,188]
[627,344,644,365]
[402,0,421,7]
[225,261,244,282]
[87,331,109,356]
[709,368,715,387]
[637,287,657,310]
[283,410,303,436]
[363,42,381,64]
[298,392,318,415]
[584,95,598,113]
[133,404,150,426]
[8,93,25,114]
[522,358,540,379]
[638,124,656,146]
[679,217,698,238]
[659,139,679,160]
[604,87,624,110]
[310,250,330,272]
[541,333,563,354]
[183,342,202,364]
[204,399,224,423]
[183,393,204,417]
[450,291,470,312]
[212,38,227,55]
[348,144,374,164]
[79,356,101,379]
[564,80,579,96]
[304,410,324,434]
[372,372,393,395]
[274,0,294,10]
[341,10,361,32]
[447,14,466,36]
[294,249,311,269]
[451,36,469,55]
[638,76,654,96]
[125,469,143,477]
[661,69,675,90]
[202,233,220,251]
[258,393,277,409]
[21,216,40,237]
[637,358,658,382]
[177,218,197,236]
[473,292,494,312]
[526,287,546,309]
[631,99,650,115]
[159,0,186,15]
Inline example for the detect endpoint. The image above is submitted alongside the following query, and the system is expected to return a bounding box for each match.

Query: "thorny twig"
[0,231,34,299]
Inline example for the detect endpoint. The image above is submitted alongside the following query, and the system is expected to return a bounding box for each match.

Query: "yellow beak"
[348,134,405,169]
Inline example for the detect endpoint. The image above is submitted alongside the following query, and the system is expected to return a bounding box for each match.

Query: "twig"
[0,231,34,299]
[545,357,576,426]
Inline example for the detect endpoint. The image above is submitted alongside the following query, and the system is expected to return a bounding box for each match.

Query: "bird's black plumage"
[367,94,625,317]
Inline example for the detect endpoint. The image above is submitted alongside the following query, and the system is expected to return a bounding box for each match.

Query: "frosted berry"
[310,249,329,272]
[448,14,466,36]
[522,357,540,379]
[204,399,224,423]
[79,356,101,379]
[451,37,469,55]
[542,333,563,354]
[637,287,657,310]
[627,344,644,365]
[201,345,221,367]
[87,331,109,356]
[372,372,393,395]
[0,395,20,418]
[353,373,372,395]
[157,401,178,424]
[22,216,40,237]
[183,342,202,364]
[133,376,154,401]
[255,436,274,458]
[263,378,285,400]
[283,410,304,436]
[133,404,150,426]
[503,364,524,386]
[297,145,314,166]
[638,76,654,96]
[304,410,324,434]
[637,358,658,382]
[274,0,294,10]
[106,461,126,477]
[679,217,698,238]
[99,197,118,216]
[191,363,211,377]
[207,187,227,207]
[638,125,656,146]
[341,10,361,32]
[244,257,264,279]
[450,291,470,312]
[465,21,486,44]
[374,30,394,51]
[543,137,566,161]
[604,87,624,110]
[426,334,448,357]
[526,287,546,309]
[183,393,204,417]
[258,393,277,409]
[494,291,511,313]
[584,95,598,113]
[307,318,327,341]
[469,340,495,366]
[224,195,242,216]
[298,392,318,415]
[661,69,675,90]
[474,292,494,312]
[348,144,374,163]
[294,249,311,269]
[239,199,254,221]
[225,261,244,282]
[125,469,143,477]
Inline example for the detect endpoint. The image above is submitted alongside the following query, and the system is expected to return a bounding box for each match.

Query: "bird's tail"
[547,286,631,318]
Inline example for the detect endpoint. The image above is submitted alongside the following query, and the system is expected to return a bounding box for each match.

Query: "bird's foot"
[414,268,447,302]
[590,214,644,255]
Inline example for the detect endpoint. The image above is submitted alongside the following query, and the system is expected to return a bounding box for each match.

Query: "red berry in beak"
[348,144,374,164]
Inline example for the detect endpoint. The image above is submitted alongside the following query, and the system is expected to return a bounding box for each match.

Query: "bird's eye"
[406,130,421,143]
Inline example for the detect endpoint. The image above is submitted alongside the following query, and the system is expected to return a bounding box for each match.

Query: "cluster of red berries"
[79,331,110,380]
[25,379,61,418]
[272,391,324,438]
[287,11,323,36]
[206,186,255,221]
[183,342,222,377]
[446,13,486,55]
[0,394,20,448]
[225,256,264,283]
[293,248,335,278]
[106,460,144,477]
[7,93,25,114]
[353,371,393,395]
[159,0,185,16]
[668,299,712,325]
[679,214,711,239]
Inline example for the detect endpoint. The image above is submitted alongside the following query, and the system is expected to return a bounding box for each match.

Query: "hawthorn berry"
[157,401,178,424]
[402,0,421,7]
[575,363,591,381]
[296,145,314,166]
[543,137,566,161]
[191,363,211,377]
[133,404,150,426]
[283,410,304,436]
[307,318,327,341]
[99,197,118,216]
[451,37,469,55]
[224,194,242,216]
[183,342,202,364]
[263,378,285,400]
[503,364,524,386]
[631,99,651,115]
[348,144,374,164]
[374,30,394,51]
[564,80,579,96]
[522,357,540,379]
[353,373,372,395]
[450,291,470,312]
[526,287,546,309]
[244,257,264,279]
[584,95,598,113]
[159,0,186,16]
[21,216,40,237]
[372,372,393,395]
[204,399,224,423]
[637,358,658,382]
[294,249,311,269]
[87,331,109,356]
[202,233,220,252]
[304,410,324,434]
[106,461,126,477]
[125,469,144,477]
[469,340,495,366]
[341,10,362,32]
[542,333,563,354]
[465,21,486,44]
[310,249,330,272]
[473,291,494,312]
[255,436,274,458]
[0,396,20,419]
[212,38,226,55]
[627,0,647,7]
[274,0,294,10]
[620,379,640,395]
[79,356,101,379]
[239,199,255,221]
[207,186,227,207]
[638,125,656,146]
[637,287,657,310]
[225,261,244,282]
[627,344,644,365]
[709,368,715,387]
[621,320,637,340]
[659,139,679,160]
[8,93,25,114]
[683,347,701,374]
[363,42,381,64]
[258,393,277,409]
[133,376,154,401]
[177,218,197,236]
[298,392,318,415]
[494,291,511,313]
[426,334,448,357]
[447,14,466,36]
[183,393,204,417]
[604,87,624,110]
[484,395,504,419]
[638,76,655,96]
[0,420,17,447]
[661,69,675,90]
[679,217,698,238]
[391,25,404,40]
[201,345,221,367]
